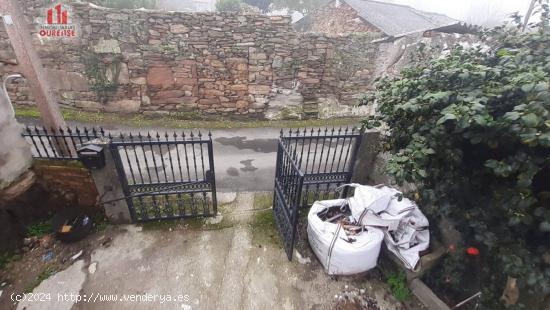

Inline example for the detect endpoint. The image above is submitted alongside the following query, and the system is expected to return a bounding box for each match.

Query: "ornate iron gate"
[273,127,363,260]
[110,131,217,222]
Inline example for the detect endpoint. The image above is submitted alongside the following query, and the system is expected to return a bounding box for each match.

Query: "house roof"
[342,0,460,37]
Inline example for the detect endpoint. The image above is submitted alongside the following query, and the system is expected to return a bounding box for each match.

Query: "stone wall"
[294,0,381,35]
[0,1,380,119]
[0,1,480,120]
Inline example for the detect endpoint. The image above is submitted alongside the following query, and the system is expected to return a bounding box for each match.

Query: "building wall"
[294,0,381,35]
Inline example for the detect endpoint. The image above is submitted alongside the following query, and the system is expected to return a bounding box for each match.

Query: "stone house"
[294,0,477,38]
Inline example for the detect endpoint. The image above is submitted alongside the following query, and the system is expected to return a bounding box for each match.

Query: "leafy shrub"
[216,0,242,12]
[26,220,51,237]
[363,5,549,309]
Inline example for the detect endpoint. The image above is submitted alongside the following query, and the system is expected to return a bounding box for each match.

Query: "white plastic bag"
[307,199,385,275]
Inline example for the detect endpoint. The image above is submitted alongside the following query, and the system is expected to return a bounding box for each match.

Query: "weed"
[250,209,280,247]
[253,192,273,210]
[92,213,109,232]
[26,221,51,237]
[15,106,361,130]
[386,271,410,302]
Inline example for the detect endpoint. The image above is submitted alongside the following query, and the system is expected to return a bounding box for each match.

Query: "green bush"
[216,0,242,12]
[363,4,549,309]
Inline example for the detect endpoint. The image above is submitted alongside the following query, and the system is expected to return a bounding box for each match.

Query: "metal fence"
[273,126,363,260]
[22,126,106,159]
[22,126,217,222]
[110,131,217,222]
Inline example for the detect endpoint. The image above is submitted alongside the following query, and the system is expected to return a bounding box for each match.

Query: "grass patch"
[25,266,56,293]
[386,271,411,302]
[15,106,361,129]
[140,218,201,231]
[33,159,85,169]
[253,192,273,210]
[140,216,231,231]
[250,209,280,247]
[92,213,109,232]
[26,220,52,237]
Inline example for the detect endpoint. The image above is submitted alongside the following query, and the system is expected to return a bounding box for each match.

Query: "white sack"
[307,199,385,275]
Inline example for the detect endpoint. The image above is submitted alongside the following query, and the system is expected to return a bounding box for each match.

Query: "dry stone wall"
[0,1,379,119]
[0,1,477,120]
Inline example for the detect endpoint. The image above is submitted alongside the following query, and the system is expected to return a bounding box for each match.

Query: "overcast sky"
[385,0,535,26]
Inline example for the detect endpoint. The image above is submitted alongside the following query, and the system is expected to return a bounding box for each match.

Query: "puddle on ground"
[227,167,239,176]
[215,136,277,153]
[239,159,258,172]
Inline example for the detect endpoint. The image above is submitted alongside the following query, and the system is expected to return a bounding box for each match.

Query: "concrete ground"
[20,118,285,192]
[10,192,423,310]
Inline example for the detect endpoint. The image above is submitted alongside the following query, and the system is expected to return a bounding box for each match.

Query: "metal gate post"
[207,134,218,215]
[288,173,305,260]
[342,128,364,198]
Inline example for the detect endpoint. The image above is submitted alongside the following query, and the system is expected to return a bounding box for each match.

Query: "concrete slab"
[14,192,423,310]
[16,260,86,310]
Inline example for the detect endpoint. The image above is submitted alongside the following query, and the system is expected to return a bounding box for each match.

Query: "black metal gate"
[273,127,363,260]
[110,131,217,222]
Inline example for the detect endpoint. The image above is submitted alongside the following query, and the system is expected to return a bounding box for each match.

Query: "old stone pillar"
[85,139,132,224]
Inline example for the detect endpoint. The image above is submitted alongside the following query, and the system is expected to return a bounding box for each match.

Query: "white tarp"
[307,184,430,274]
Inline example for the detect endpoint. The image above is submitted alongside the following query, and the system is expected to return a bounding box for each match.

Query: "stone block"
[203,89,224,97]
[176,78,197,86]
[231,84,247,91]
[154,90,186,99]
[236,100,248,109]
[250,53,267,60]
[117,63,130,84]
[147,66,174,89]
[171,24,190,35]
[199,98,219,105]
[130,77,147,85]
[248,84,271,95]
[106,13,128,20]
[93,38,121,54]
[75,100,103,111]
[104,99,141,113]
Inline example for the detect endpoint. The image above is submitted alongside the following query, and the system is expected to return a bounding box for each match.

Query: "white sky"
[386,0,535,26]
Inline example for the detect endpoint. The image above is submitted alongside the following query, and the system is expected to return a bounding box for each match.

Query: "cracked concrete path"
[14,192,422,310]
